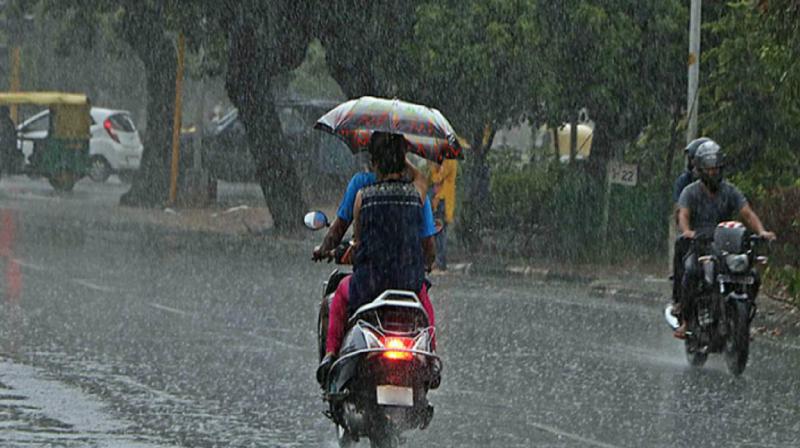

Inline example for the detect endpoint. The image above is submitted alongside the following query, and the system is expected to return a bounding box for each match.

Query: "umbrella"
[314,96,464,163]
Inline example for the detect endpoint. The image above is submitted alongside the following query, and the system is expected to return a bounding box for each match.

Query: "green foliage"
[538,1,686,146]
[487,158,554,236]
[487,160,612,261]
[703,0,800,189]
[287,40,345,101]
[604,181,668,262]
[764,265,800,305]
[410,0,544,143]
[541,165,603,260]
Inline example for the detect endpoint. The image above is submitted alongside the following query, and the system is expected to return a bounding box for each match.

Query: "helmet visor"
[697,153,723,170]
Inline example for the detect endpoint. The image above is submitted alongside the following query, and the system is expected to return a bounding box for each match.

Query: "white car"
[17,107,144,182]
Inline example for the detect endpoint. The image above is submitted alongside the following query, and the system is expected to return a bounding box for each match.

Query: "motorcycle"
[305,211,442,448]
[664,221,768,376]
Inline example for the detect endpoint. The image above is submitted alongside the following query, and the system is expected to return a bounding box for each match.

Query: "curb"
[445,262,670,302]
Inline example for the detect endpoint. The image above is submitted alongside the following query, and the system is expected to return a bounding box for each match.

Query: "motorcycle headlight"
[725,254,749,273]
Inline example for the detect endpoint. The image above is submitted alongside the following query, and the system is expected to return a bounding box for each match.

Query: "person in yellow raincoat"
[428,158,457,271]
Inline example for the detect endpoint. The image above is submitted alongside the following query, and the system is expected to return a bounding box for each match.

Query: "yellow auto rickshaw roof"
[0,92,88,106]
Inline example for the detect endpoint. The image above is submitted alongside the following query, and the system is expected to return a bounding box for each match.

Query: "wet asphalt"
[1,176,799,448]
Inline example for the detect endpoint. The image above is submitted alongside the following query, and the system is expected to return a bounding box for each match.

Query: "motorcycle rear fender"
[328,324,369,394]
[327,323,439,395]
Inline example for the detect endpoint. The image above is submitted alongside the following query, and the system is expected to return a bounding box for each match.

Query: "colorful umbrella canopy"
[314,96,464,163]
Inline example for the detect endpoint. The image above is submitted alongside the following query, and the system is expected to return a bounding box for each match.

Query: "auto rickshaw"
[0,92,91,191]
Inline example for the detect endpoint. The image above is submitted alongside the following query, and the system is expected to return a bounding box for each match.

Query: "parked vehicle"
[18,107,143,183]
[665,221,769,376]
[305,211,441,448]
[200,100,346,183]
[201,108,254,182]
[1,92,91,191]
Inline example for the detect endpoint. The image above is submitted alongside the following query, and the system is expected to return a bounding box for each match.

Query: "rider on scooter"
[314,132,437,384]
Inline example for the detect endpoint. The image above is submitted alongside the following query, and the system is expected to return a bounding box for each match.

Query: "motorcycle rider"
[670,137,710,314]
[674,141,776,338]
[315,132,437,384]
[673,137,709,207]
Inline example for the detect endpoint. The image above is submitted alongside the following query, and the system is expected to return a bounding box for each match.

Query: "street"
[1,176,799,448]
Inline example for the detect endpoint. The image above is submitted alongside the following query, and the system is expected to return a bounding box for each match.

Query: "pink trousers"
[326,275,436,354]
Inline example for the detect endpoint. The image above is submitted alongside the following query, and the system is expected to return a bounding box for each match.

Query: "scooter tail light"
[104,118,120,143]
[382,337,413,361]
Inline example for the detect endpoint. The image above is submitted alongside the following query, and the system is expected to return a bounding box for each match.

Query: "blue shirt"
[673,171,694,203]
[337,172,437,238]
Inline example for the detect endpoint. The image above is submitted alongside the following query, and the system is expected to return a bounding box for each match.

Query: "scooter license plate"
[376,385,413,407]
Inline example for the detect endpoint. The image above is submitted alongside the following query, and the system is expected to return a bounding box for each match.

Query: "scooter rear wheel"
[337,424,356,447]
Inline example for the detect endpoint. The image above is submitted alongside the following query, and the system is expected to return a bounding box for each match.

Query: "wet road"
[1,176,799,447]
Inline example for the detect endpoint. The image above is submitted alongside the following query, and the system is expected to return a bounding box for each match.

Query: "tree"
[703,0,800,188]
[217,1,316,232]
[408,0,545,250]
[45,0,212,207]
[539,1,686,168]
[316,0,418,99]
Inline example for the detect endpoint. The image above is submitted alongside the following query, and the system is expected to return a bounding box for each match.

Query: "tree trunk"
[226,16,308,233]
[459,129,495,252]
[245,92,307,232]
[552,128,560,162]
[662,105,683,195]
[118,8,175,207]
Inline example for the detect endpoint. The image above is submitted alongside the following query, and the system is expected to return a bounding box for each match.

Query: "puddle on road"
[0,359,173,447]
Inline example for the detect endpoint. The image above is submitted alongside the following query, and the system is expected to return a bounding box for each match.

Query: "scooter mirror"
[304,211,329,231]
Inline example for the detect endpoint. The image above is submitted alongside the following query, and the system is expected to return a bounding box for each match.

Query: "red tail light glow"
[383,337,413,361]
[104,118,120,143]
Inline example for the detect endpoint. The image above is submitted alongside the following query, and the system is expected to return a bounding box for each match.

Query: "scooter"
[306,211,442,448]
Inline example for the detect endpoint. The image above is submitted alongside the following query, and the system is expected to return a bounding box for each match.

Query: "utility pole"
[670,0,702,272]
[2,0,24,124]
[687,0,702,143]
[168,33,186,206]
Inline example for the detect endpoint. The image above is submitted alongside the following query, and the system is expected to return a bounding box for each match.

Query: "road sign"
[607,161,638,186]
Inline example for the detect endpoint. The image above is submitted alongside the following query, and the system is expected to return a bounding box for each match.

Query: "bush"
[541,165,603,261]
[484,161,557,258]
[754,186,800,267]
[604,181,670,263]
[754,185,800,303]
[486,154,673,263]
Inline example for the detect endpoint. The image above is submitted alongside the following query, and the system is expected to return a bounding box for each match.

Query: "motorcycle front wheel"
[336,424,356,448]
[725,300,751,376]
[685,340,708,368]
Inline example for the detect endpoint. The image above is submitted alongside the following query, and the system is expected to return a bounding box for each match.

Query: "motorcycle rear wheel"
[369,421,400,448]
[725,301,751,376]
[369,433,399,448]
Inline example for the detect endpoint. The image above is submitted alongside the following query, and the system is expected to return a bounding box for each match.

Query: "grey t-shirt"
[678,180,747,232]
